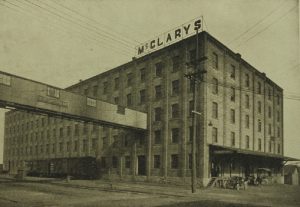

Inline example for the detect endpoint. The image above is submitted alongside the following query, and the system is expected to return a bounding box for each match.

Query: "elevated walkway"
[0,71,147,130]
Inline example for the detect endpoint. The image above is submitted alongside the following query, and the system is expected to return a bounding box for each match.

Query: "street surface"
[0,176,299,207]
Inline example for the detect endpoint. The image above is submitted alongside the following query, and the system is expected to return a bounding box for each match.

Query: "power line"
[20,0,134,52]
[236,5,297,47]
[228,0,286,45]
[1,0,131,57]
[50,0,141,45]
[36,0,137,47]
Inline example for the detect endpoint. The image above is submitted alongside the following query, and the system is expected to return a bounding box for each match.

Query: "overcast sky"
[0,0,299,163]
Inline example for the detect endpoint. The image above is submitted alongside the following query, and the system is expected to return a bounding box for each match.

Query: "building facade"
[3,32,284,185]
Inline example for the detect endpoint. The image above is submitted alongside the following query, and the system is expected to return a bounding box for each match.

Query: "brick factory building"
[3,31,284,186]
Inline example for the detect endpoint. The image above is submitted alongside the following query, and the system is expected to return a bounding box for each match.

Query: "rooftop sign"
[135,16,203,57]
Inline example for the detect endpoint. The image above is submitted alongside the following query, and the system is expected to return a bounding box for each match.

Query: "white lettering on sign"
[135,16,203,57]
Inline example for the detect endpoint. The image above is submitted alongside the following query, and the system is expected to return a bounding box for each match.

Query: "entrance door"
[137,155,146,176]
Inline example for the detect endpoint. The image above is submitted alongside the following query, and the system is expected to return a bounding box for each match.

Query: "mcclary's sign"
[135,16,203,57]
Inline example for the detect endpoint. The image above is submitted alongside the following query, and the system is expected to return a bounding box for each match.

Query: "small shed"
[284,165,299,185]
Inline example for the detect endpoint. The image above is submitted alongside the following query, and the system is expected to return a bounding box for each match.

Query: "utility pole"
[184,29,207,193]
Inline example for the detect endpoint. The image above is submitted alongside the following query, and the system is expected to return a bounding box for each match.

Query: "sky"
[0,0,299,163]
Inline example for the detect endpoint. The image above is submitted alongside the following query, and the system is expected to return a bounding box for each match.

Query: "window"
[246,135,250,149]
[74,124,79,136]
[269,141,272,152]
[47,87,60,98]
[230,65,235,79]
[140,68,146,82]
[189,126,193,142]
[51,129,56,139]
[172,80,180,95]
[83,140,88,152]
[188,154,192,169]
[112,156,118,168]
[84,88,88,96]
[258,119,262,132]
[154,107,162,121]
[277,127,280,137]
[268,106,272,118]
[83,123,88,134]
[87,97,96,107]
[102,137,108,147]
[74,140,78,151]
[230,109,235,124]
[114,77,119,90]
[154,130,161,144]
[212,127,218,143]
[93,85,98,96]
[101,157,106,168]
[245,94,250,109]
[212,52,218,68]
[92,138,97,150]
[103,82,108,94]
[125,156,131,168]
[155,62,163,77]
[212,78,218,94]
[189,49,196,63]
[231,132,235,146]
[277,144,281,154]
[277,111,280,122]
[127,93,132,106]
[127,73,133,86]
[59,142,63,152]
[59,127,63,138]
[124,134,130,147]
[245,74,250,87]
[0,73,11,85]
[277,95,280,105]
[268,88,271,100]
[258,101,262,114]
[245,115,250,128]
[114,97,119,105]
[230,87,235,102]
[155,85,162,99]
[171,103,179,118]
[212,102,218,119]
[140,89,146,104]
[257,82,262,94]
[154,155,161,169]
[268,124,272,135]
[171,154,179,169]
[172,56,180,72]
[189,100,194,117]
[66,141,70,152]
[258,139,262,151]
[171,128,179,143]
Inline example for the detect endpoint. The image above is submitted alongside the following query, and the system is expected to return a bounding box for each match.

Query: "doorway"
[137,155,146,176]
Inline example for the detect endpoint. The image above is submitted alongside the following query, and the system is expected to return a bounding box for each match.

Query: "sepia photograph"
[0,0,299,206]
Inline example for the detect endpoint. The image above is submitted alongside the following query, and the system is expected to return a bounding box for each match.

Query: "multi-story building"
[3,31,284,185]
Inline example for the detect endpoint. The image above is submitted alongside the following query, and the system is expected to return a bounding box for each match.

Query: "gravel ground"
[0,176,299,207]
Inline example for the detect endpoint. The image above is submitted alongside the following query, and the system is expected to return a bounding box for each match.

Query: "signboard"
[135,16,203,57]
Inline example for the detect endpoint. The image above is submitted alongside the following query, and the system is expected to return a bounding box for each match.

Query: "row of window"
[211,127,281,153]
[211,76,281,104]
[8,138,99,157]
[212,102,281,122]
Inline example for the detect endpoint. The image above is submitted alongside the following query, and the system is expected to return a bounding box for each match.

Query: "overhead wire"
[35,0,137,47]
[228,0,286,45]
[20,0,134,53]
[236,5,298,47]
[50,0,141,45]
[1,0,131,57]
